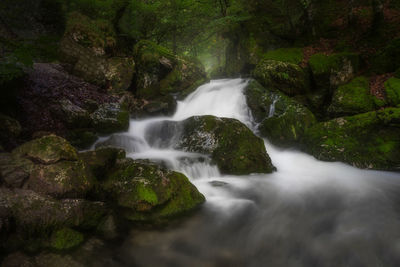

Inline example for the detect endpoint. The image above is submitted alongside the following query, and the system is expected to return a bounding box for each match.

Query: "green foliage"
[385,78,400,106]
[50,228,84,250]
[263,48,304,64]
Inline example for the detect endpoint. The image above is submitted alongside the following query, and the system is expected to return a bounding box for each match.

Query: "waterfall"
[97,79,400,267]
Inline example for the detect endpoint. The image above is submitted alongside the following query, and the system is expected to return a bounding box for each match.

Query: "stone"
[90,103,129,134]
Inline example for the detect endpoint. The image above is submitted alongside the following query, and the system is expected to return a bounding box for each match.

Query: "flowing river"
[96,79,400,267]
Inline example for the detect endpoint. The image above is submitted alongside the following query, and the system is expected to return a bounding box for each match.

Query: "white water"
[98,79,400,267]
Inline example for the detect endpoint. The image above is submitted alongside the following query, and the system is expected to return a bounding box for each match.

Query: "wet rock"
[12,135,94,199]
[327,76,384,117]
[253,59,308,96]
[385,77,400,106]
[308,52,360,111]
[245,80,316,147]
[302,108,400,170]
[0,153,32,188]
[90,103,129,134]
[133,41,206,116]
[95,134,142,153]
[79,147,126,180]
[100,158,205,222]
[35,252,84,267]
[1,252,36,267]
[57,99,91,129]
[148,115,276,175]
[49,228,84,251]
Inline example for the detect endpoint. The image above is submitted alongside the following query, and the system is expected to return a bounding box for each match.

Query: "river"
[97,79,400,267]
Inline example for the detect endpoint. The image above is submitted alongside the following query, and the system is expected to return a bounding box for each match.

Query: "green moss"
[385,78,400,106]
[263,48,304,64]
[50,228,84,251]
[309,53,339,75]
[328,76,379,116]
[303,108,400,170]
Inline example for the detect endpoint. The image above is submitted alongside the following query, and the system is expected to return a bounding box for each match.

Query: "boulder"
[12,135,94,198]
[133,41,207,116]
[57,99,91,129]
[79,147,126,180]
[90,103,129,134]
[308,53,360,111]
[385,78,400,106]
[0,153,33,188]
[245,80,316,147]
[0,188,107,240]
[302,108,400,170]
[49,227,84,251]
[253,59,308,96]
[327,76,383,117]
[147,115,275,175]
[100,159,205,222]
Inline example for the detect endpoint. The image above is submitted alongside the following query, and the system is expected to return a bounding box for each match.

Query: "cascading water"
[97,79,400,267]
[268,94,279,118]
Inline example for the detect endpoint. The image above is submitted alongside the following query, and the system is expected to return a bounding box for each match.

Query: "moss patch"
[385,77,400,106]
[50,228,84,251]
[263,48,304,64]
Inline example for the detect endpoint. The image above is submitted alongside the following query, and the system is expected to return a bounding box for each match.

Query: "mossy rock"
[0,188,108,238]
[90,103,129,134]
[66,129,98,150]
[302,108,400,170]
[245,80,316,147]
[58,99,92,129]
[133,40,206,112]
[263,48,304,64]
[79,147,125,180]
[327,76,382,117]
[253,59,308,96]
[0,152,33,188]
[27,159,94,199]
[50,228,84,251]
[177,116,275,175]
[384,77,400,106]
[308,52,360,110]
[12,135,78,164]
[101,159,205,222]
[371,38,400,74]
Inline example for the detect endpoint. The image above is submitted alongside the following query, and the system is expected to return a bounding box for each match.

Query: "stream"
[98,79,400,267]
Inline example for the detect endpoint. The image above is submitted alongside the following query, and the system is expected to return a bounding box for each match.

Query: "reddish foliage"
[369,73,393,100]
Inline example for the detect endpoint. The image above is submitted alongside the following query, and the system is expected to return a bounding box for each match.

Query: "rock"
[100,159,205,222]
[65,129,98,150]
[58,99,91,129]
[371,38,400,74]
[133,41,206,116]
[12,135,78,164]
[302,108,400,170]
[35,252,84,267]
[0,153,32,188]
[253,59,308,96]
[0,188,108,237]
[12,135,94,198]
[385,77,400,106]
[94,134,141,153]
[245,80,316,147]
[50,228,84,251]
[0,114,21,149]
[327,76,383,117]
[90,103,129,134]
[1,252,36,267]
[79,147,126,180]
[308,53,360,111]
[147,115,275,175]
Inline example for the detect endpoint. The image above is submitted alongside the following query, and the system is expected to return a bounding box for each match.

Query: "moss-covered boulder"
[0,188,107,250]
[79,147,126,180]
[90,103,129,134]
[385,77,400,106]
[50,227,84,251]
[327,76,383,117]
[175,116,275,175]
[12,135,94,198]
[13,135,78,164]
[133,41,206,116]
[65,129,98,150]
[100,159,205,222]
[58,99,92,129]
[253,59,308,96]
[245,80,317,147]
[302,108,400,170]
[263,48,304,65]
[371,38,400,74]
[308,53,360,111]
